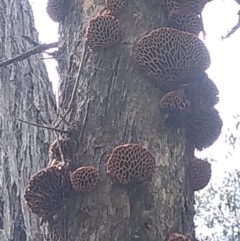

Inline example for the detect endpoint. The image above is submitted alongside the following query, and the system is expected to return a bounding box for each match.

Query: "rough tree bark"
[0,0,56,240]
[47,0,196,241]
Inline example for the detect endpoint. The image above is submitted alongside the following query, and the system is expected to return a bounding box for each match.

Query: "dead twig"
[0,42,58,67]
[17,118,69,133]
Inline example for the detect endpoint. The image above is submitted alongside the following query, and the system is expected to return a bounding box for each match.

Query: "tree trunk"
[48,0,196,241]
[0,0,56,240]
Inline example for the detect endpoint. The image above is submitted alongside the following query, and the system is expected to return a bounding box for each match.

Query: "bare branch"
[22,35,39,46]
[0,42,58,67]
[222,11,240,40]
[17,118,69,133]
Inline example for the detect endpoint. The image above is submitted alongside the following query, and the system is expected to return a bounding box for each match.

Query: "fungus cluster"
[131,1,221,191]
[24,163,72,219]
[167,233,191,241]
[133,28,210,91]
[106,144,156,185]
[46,0,68,23]
[188,157,212,191]
[24,135,100,219]
[163,0,212,36]
[70,166,100,193]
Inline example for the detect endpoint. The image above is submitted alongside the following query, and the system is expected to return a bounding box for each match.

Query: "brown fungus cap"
[160,89,191,113]
[106,144,156,185]
[105,0,126,15]
[70,166,100,193]
[188,157,212,191]
[49,137,76,163]
[184,72,219,110]
[86,15,122,49]
[46,0,69,23]
[162,0,180,15]
[159,89,191,129]
[185,108,223,150]
[133,28,210,91]
[169,13,203,36]
[167,233,191,241]
[24,163,72,219]
[168,0,212,16]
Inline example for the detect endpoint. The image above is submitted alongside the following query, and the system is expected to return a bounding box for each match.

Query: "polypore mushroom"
[167,0,212,17]
[133,27,210,91]
[24,163,72,219]
[169,13,203,36]
[86,15,122,49]
[159,89,191,128]
[46,0,69,22]
[70,166,100,193]
[49,137,76,163]
[188,157,212,191]
[106,144,156,185]
[185,108,223,150]
[184,72,219,110]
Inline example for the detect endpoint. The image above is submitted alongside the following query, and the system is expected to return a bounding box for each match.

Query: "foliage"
[195,162,240,241]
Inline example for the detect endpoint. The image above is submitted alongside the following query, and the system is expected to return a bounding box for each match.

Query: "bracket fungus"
[167,0,212,17]
[162,0,180,16]
[167,233,191,241]
[104,0,126,15]
[70,166,100,193]
[169,13,203,36]
[185,108,223,150]
[188,157,212,191]
[49,137,76,163]
[133,28,210,91]
[159,89,190,128]
[46,0,68,23]
[106,144,156,185]
[184,72,219,109]
[24,163,72,219]
[160,89,191,113]
[86,15,122,49]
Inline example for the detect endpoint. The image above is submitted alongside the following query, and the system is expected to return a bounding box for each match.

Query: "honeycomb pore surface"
[133,28,210,91]
[105,0,126,15]
[184,72,219,109]
[160,89,190,129]
[46,0,68,22]
[70,166,99,193]
[169,13,203,36]
[106,143,156,184]
[24,163,71,219]
[188,157,212,191]
[86,15,122,49]
[185,108,223,150]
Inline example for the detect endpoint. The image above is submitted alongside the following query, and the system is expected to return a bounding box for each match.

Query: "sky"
[30,0,240,176]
